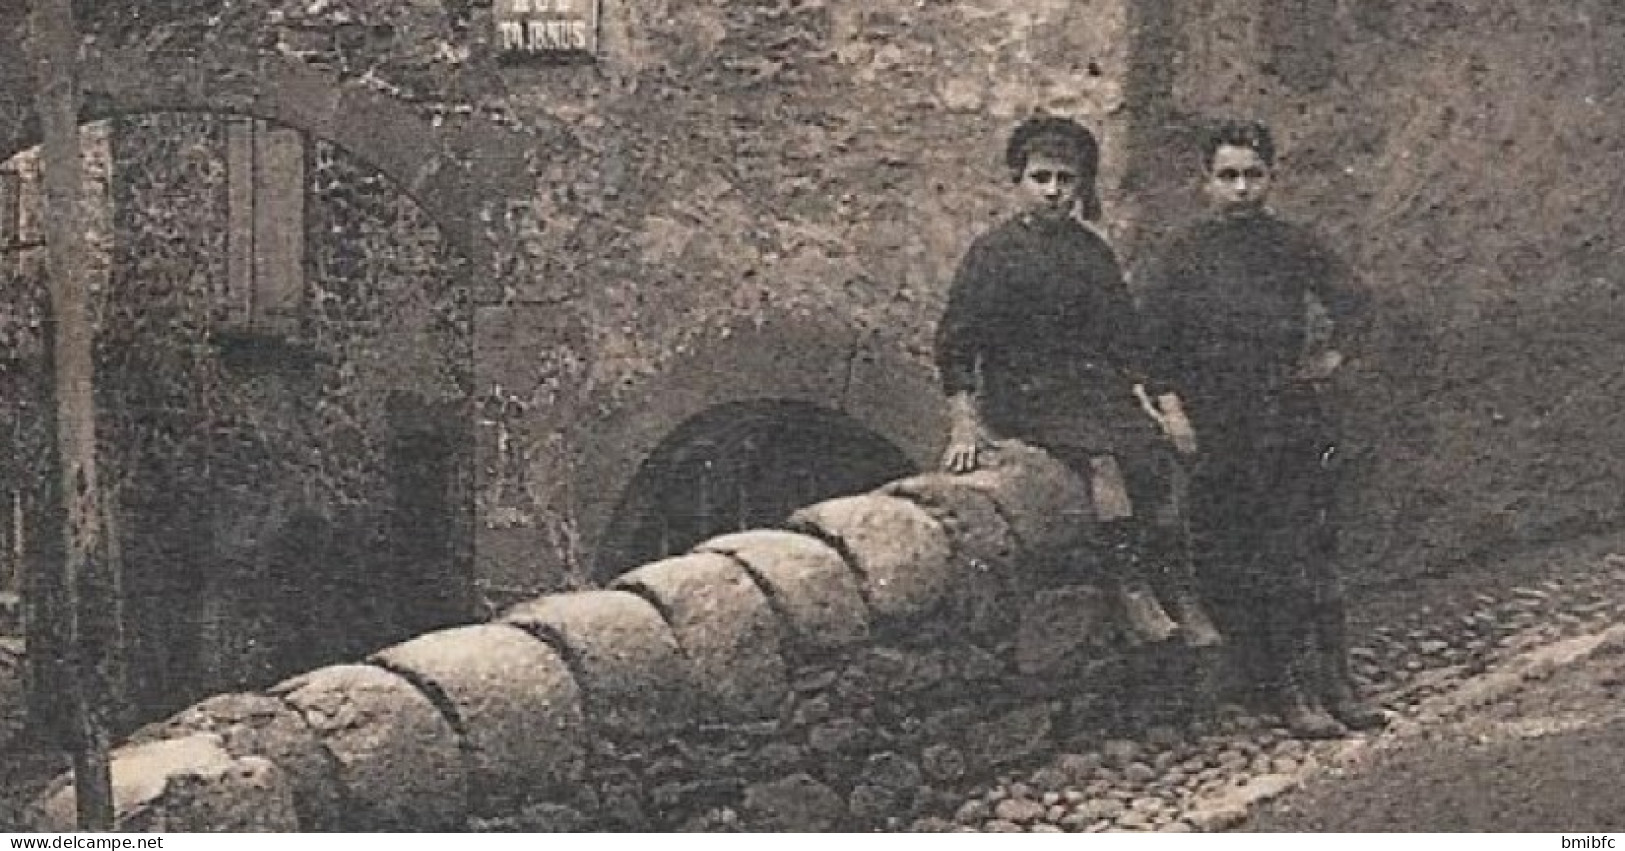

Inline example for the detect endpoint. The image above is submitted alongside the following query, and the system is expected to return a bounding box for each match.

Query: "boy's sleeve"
[935,237,997,396]
[1130,236,1188,396]
[1303,233,1371,356]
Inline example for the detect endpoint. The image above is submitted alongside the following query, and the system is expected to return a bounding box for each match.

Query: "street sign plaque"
[495,0,599,60]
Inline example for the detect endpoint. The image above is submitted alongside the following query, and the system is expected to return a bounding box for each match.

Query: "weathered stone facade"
[1,0,1140,677]
[4,0,1625,737]
[1131,0,1625,584]
[3,114,473,721]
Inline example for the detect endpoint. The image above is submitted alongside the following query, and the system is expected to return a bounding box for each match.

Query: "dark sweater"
[935,212,1147,447]
[1135,208,1366,435]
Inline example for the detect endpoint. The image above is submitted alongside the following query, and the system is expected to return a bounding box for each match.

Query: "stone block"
[921,744,967,783]
[31,734,299,832]
[994,797,1046,824]
[410,157,481,252]
[1016,585,1113,675]
[786,494,956,627]
[613,552,788,721]
[967,703,1055,771]
[881,474,1018,571]
[435,112,532,193]
[862,645,949,693]
[130,693,342,831]
[742,773,846,831]
[696,529,870,655]
[859,751,925,793]
[113,47,222,113]
[78,45,156,108]
[882,474,1025,636]
[490,801,590,832]
[371,624,588,812]
[0,635,22,748]
[1,595,22,638]
[952,440,1094,557]
[501,590,698,735]
[132,756,299,832]
[847,783,900,827]
[271,664,466,831]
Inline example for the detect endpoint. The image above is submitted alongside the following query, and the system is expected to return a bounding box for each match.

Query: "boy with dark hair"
[1136,118,1387,737]
[936,115,1220,648]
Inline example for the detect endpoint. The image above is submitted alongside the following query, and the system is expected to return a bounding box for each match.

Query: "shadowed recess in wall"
[594,400,915,582]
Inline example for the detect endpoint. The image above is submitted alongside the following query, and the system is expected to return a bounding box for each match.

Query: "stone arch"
[0,51,513,717]
[570,312,950,582]
[0,39,531,278]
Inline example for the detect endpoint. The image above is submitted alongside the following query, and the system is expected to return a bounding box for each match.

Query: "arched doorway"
[593,400,915,583]
[0,112,475,725]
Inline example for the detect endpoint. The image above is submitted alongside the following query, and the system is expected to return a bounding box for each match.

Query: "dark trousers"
[984,379,1189,571]
[1031,439,1216,646]
[1188,400,1344,703]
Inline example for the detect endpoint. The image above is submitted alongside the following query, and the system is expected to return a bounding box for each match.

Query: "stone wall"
[4,0,1625,709]
[27,441,1166,832]
[1,114,473,724]
[463,0,1142,598]
[1134,0,1625,584]
[0,0,1142,604]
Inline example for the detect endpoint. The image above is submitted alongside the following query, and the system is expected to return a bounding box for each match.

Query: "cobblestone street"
[1249,643,1625,832]
[907,537,1625,833]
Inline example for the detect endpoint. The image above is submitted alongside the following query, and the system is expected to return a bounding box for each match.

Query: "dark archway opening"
[594,401,916,584]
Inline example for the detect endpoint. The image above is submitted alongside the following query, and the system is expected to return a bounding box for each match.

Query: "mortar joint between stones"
[503,619,611,750]
[364,658,481,819]
[786,517,881,621]
[705,547,809,666]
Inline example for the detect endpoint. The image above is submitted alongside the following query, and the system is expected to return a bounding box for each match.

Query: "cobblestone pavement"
[1247,643,1625,832]
[911,540,1625,833]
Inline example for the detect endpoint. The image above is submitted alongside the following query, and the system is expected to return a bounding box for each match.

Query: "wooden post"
[23,0,116,830]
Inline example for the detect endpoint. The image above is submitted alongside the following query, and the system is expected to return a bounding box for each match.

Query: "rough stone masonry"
[29,440,1146,832]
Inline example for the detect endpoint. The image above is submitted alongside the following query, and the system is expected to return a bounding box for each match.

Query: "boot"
[1170,592,1225,648]
[1316,606,1388,731]
[1105,522,1180,644]
[1280,684,1347,740]
[1325,678,1387,731]
[1119,581,1180,645]
[1147,481,1225,649]
[1155,530,1224,647]
[1276,616,1348,739]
